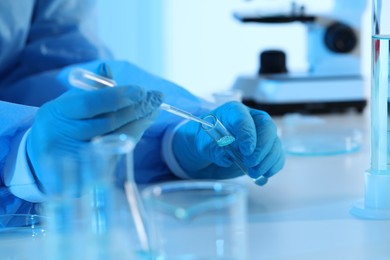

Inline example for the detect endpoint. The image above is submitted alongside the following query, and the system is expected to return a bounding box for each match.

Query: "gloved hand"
[27,85,163,194]
[172,101,285,185]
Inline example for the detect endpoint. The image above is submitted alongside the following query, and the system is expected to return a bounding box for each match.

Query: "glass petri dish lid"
[280,114,363,156]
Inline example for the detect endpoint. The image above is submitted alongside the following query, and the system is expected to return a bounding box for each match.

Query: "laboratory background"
[2,0,390,259]
[95,0,389,259]
[96,0,371,100]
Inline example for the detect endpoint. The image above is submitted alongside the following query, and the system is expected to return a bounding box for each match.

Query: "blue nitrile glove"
[27,85,163,194]
[172,101,285,184]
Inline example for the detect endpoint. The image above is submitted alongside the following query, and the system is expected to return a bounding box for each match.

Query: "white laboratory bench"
[238,111,390,260]
[3,111,390,260]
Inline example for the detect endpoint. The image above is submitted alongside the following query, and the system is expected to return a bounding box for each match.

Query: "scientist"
[0,1,284,215]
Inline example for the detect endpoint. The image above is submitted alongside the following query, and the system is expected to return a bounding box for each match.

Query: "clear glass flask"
[351,0,390,219]
[85,134,151,259]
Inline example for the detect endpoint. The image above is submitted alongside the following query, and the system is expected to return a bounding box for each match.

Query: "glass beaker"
[142,180,248,260]
[351,0,390,219]
[39,151,89,260]
[42,134,151,259]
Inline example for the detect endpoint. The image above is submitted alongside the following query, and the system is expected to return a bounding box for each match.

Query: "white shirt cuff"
[5,129,46,203]
[162,121,192,179]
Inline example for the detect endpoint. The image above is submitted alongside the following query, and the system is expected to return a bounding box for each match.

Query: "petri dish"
[281,114,363,156]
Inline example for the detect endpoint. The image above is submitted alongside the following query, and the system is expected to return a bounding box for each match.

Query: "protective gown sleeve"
[0,101,40,215]
[0,0,112,107]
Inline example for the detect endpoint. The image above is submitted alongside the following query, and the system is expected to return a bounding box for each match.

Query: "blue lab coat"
[0,0,207,215]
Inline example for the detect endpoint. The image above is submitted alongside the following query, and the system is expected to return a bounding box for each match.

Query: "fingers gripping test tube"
[201,115,268,186]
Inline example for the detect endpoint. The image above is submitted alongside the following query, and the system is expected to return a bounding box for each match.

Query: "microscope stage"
[233,74,367,115]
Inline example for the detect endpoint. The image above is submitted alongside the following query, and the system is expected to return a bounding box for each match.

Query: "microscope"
[232,0,367,115]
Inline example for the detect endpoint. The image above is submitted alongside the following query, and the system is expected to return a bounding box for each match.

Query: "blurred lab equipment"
[212,89,243,106]
[351,0,390,220]
[202,114,268,185]
[142,180,248,260]
[232,0,367,115]
[0,214,46,259]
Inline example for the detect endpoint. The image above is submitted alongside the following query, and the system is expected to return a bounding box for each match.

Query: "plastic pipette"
[69,68,213,128]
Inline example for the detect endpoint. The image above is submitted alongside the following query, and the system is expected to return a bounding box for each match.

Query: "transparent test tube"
[201,114,268,186]
[371,0,390,173]
[350,0,390,219]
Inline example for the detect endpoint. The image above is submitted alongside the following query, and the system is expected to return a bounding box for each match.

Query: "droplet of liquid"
[175,208,188,220]
[217,135,235,147]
